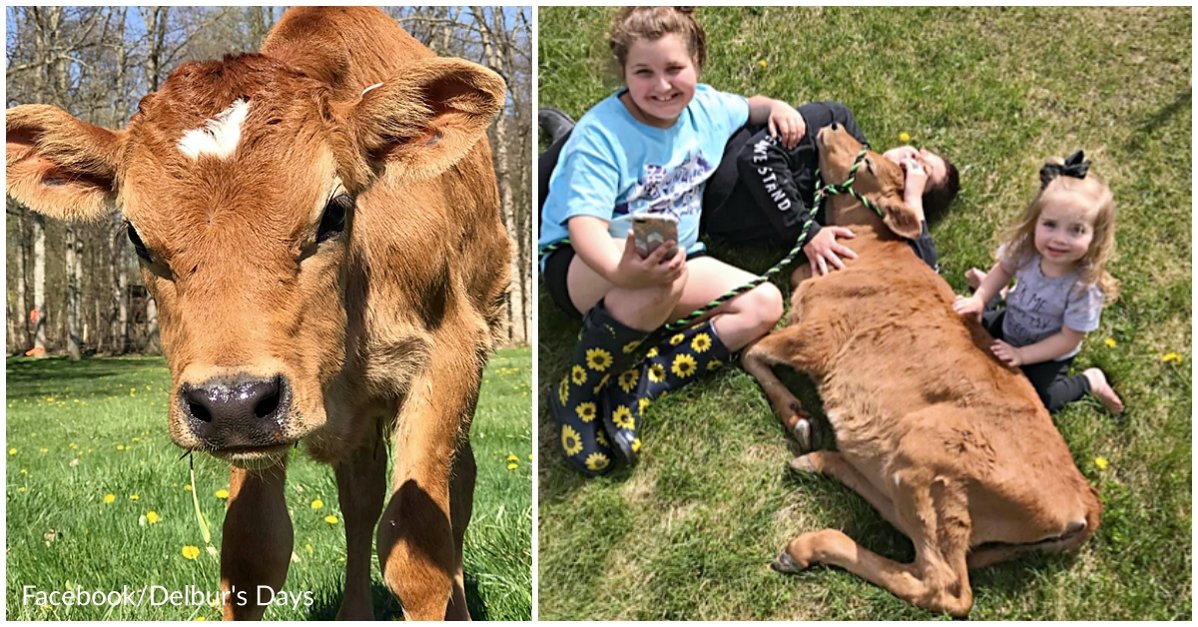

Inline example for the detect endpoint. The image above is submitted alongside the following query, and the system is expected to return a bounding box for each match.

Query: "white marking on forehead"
[177,99,250,160]
[362,82,384,95]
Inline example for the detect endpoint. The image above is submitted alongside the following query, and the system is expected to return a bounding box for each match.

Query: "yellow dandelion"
[507,462,518,471]
[1094,457,1109,470]
[305,543,314,555]
[8,448,15,456]
[646,347,659,359]
[116,444,125,451]
[215,489,229,500]
[182,545,201,560]
[324,515,339,525]
[129,494,140,501]
[622,340,642,354]
[184,484,193,492]
[648,363,667,383]
[506,454,519,462]
[1162,352,1183,364]
[899,131,911,144]
[576,402,598,423]
[129,389,136,397]
[195,616,207,621]
[19,469,28,475]
[672,354,698,379]
[558,377,569,405]
[757,59,768,68]
[69,443,78,450]
[103,494,116,504]
[618,369,640,393]
[586,348,613,372]
[669,333,685,346]
[612,405,635,431]
[585,452,610,472]
[691,332,712,354]
[147,511,160,524]
[571,365,587,386]
[39,447,48,454]
[1104,337,1117,348]
[561,425,583,457]
[311,499,324,510]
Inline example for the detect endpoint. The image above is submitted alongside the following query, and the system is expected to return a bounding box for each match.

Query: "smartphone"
[632,214,679,258]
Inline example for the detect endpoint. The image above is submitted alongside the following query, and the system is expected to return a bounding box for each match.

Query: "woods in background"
[5,6,532,358]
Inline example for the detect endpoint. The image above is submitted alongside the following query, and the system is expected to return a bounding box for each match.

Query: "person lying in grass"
[954,151,1124,414]
[538,7,800,476]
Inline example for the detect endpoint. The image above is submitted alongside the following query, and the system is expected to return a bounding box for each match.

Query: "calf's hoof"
[788,454,818,475]
[791,418,812,452]
[770,549,808,574]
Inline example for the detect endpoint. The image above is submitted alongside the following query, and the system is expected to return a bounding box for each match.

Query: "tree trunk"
[31,214,48,357]
[65,227,83,360]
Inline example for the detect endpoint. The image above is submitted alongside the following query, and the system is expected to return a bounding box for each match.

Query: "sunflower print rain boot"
[602,320,732,466]
[549,300,648,477]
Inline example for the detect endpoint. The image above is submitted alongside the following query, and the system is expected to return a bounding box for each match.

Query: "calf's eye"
[317,195,352,243]
[126,223,151,260]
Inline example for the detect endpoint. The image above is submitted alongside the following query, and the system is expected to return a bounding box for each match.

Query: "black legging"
[983,309,1090,413]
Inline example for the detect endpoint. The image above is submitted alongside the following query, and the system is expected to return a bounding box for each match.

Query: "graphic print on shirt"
[614,150,714,220]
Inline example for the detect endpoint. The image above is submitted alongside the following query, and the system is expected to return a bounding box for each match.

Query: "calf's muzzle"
[180,375,292,450]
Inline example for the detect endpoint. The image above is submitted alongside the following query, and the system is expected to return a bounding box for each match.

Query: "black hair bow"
[1040,150,1090,189]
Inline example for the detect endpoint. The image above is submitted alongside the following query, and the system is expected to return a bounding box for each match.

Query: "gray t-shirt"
[1000,251,1104,361]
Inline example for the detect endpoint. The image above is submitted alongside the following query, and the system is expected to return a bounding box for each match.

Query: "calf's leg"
[377,332,481,620]
[446,442,477,620]
[334,424,387,620]
[741,325,829,450]
[221,460,293,620]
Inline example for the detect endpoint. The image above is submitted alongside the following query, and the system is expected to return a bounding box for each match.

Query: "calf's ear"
[877,195,923,240]
[6,104,124,221]
[336,58,505,189]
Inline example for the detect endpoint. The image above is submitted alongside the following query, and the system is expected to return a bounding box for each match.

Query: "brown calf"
[741,124,1100,616]
[6,7,510,620]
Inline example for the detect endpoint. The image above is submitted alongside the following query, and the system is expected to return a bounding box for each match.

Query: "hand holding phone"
[632,214,679,259]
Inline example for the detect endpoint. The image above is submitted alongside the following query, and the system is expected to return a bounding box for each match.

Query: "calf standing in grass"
[6,7,510,620]
[742,124,1100,616]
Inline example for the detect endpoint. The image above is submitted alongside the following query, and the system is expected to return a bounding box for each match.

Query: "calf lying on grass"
[6,7,510,620]
[742,124,1100,616]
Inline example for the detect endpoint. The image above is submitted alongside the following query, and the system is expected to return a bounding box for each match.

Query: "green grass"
[5,348,531,620]
[538,7,1191,620]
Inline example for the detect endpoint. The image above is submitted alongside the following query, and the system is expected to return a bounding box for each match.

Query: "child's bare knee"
[751,283,785,332]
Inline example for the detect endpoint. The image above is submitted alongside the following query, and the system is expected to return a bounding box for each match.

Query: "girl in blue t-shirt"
[953,152,1124,415]
[542,7,805,476]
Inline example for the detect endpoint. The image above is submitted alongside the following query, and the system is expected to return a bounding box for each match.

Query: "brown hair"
[998,159,1120,301]
[608,7,707,73]
[921,156,960,224]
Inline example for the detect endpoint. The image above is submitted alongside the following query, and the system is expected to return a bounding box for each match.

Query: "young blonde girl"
[954,151,1124,414]
[539,7,801,476]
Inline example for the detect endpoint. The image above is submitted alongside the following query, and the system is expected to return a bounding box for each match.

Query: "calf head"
[6,53,504,466]
[815,123,922,239]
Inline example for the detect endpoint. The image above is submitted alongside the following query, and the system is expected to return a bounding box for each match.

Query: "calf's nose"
[829,122,840,131]
[181,376,291,449]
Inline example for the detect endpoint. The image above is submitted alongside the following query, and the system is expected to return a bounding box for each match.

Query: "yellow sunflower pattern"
[672,354,698,379]
[646,347,659,359]
[558,377,569,405]
[630,438,642,454]
[691,332,712,353]
[648,363,667,383]
[622,340,642,354]
[618,369,640,393]
[612,405,635,430]
[585,452,610,472]
[707,359,722,372]
[576,402,597,423]
[669,333,686,346]
[591,373,611,394]
[586,348,613,372]
[561,425,583,456]
[639,398,651,415]
[571,364,587,386]
[595,429,609,447]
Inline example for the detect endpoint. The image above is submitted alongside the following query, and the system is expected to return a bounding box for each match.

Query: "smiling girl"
[954,152,1124,415]
[540,7,801,476]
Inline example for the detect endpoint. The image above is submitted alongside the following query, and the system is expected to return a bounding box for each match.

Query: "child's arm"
[567,216,683,289]
[747,96,804,150]
[991,328,1084,368]
[953,261,1013,320]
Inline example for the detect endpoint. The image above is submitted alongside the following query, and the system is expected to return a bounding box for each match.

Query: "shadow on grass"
[1128,89,1192,152]
[304,575,489,620]
[6,355,167,400]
